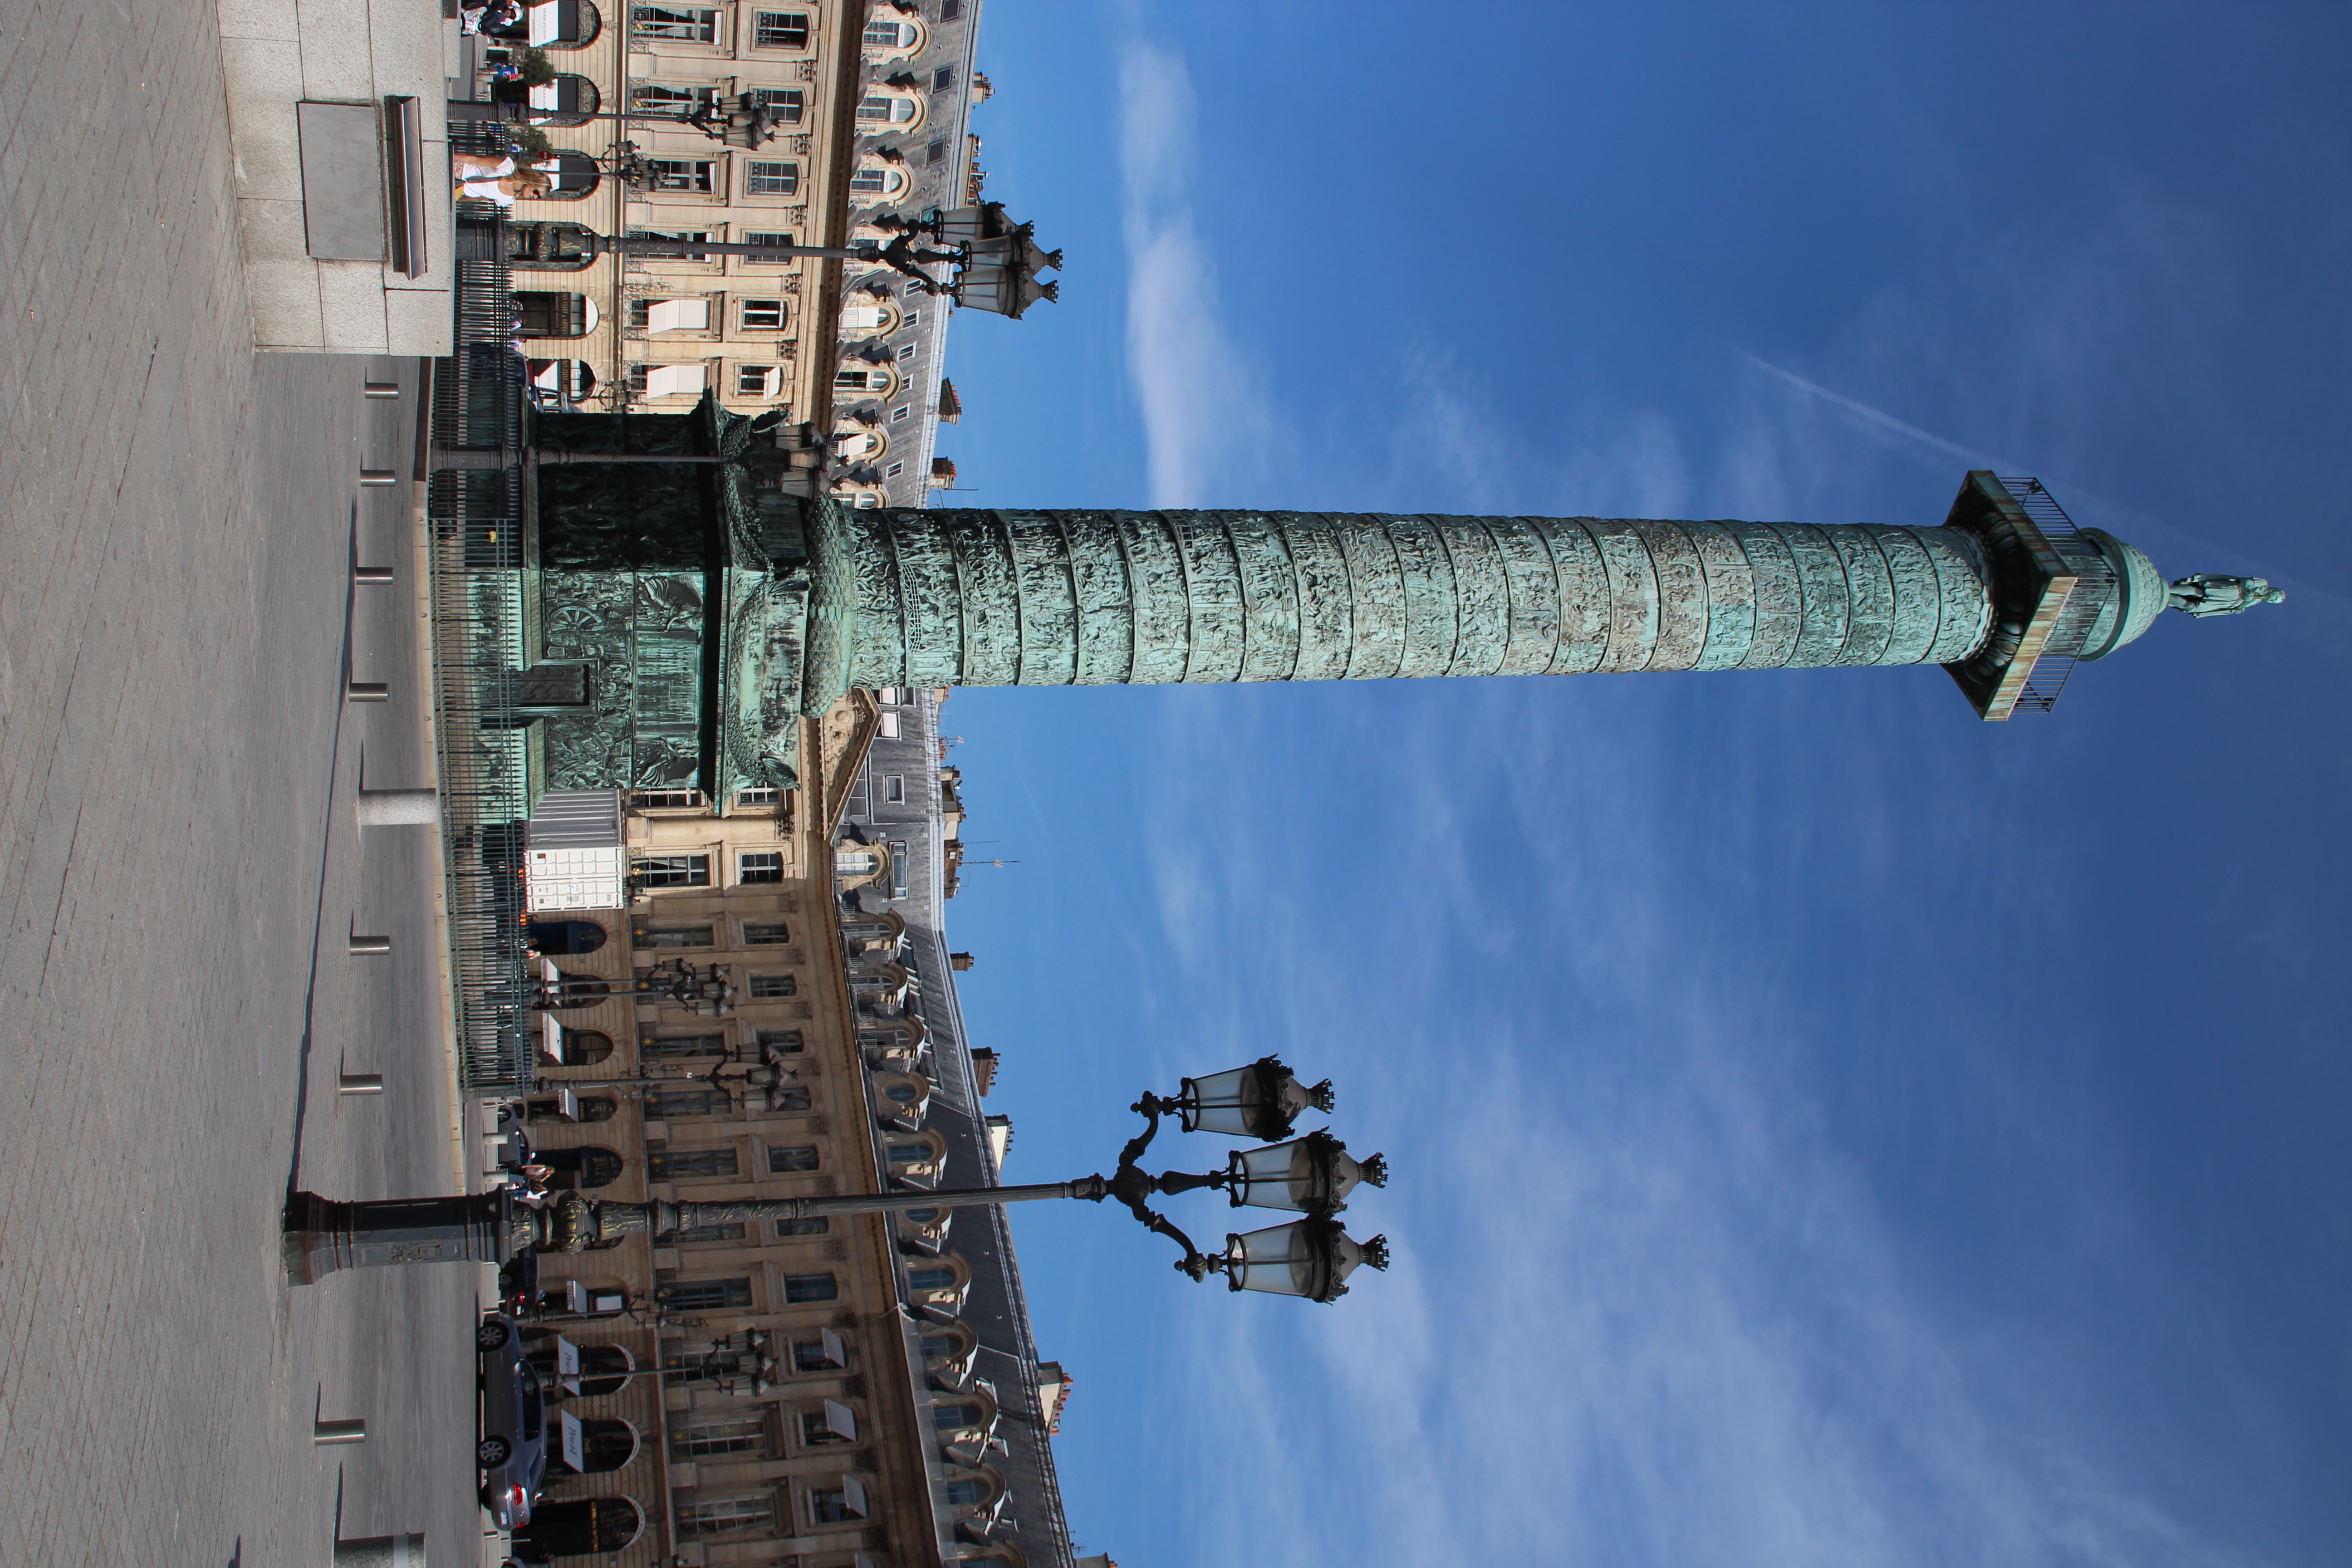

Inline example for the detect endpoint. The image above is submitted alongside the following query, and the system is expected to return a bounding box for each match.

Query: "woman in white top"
[452,152,553,208]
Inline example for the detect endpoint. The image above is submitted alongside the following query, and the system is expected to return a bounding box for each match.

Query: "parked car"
[476,1314,548,1529]
[497,1248,540,1322]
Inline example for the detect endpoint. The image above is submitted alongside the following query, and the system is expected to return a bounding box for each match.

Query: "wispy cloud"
[1116,685,2265,1568]
[1117,41,1276,506]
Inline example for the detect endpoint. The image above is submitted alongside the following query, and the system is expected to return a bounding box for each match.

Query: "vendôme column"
[833,473,2279,720]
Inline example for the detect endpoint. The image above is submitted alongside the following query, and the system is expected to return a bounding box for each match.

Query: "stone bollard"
[333,1534,425,1568]
[338,1072,386,1095]
[354,565,395,586]
[314,1417,367,1445]
[349,933,392,956]
[347,681,390,702]
[359,468,399,486]
[362,381,402,400]
[356,788,439,828]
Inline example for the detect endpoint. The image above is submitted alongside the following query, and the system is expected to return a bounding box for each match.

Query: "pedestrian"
[452,152,553,207]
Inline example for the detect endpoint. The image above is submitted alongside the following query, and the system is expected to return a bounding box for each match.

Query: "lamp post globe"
[1170,1056,1335,1140]
[1225,1130,1387,1214]
[1217,1216,1391,1303]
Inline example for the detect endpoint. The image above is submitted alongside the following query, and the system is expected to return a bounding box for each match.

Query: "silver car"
[476,1315,548,1528]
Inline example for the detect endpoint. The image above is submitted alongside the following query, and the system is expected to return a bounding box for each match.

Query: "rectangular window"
[754,10,810,47]
[776,1216,829,1239]
[766,1144,818,1173]
[637,924,715,948]
[883,776,904,803]
[940,0,962,18]
[889,842,910,899]
[746,161,800,196]
[932,67,956,92]
[633,83,718,113]
[643,158,717,194]
[891,404,910,423]
[736,786,783,807]
[887,461,905,479]
[672,1411,778,1460]
[650,1147,740,1181]
[646,1087,731,1119]
[632,297,712,332]
[742,921,791,945]
[799,1408,855,1446]
[791,1329,848,1370]
[662,1276,753,1311]
[625,228,714,262]
[671,1220,747,1244]
[771,1085,813,1112]
[633,5,719,42]
[642,1032,725,1059]
[926,137,947,165]
[749,973,795,998]
[757,1029,804,1055]
[740,230,797,262]
[630,788,705,810]
[630,363,707,398]
[633,853,710,887]
[739,852,784,884]
[737,364,782,397]
[783,1272,837,1303]
[741,299,785,329]
[676,1491,776,1536]
[808,1480,869,1523]
[896,343,916,361]
[877,711,900,738]
[749,88,804,121]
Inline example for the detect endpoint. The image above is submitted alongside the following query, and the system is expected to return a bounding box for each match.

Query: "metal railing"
[1996,475,2114,715]
[429,212,538,1092]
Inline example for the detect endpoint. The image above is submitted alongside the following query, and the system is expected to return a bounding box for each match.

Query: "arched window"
[527,919,608,955]
[528,1094,617,1122]
[578,1344,635,1396]
[884,1082,920,1104]
[862,19,916,46]
[907,1265,956,1292]
[577,1417,640,1472]
[514,292,599,340]
[944,1478,989,1507]
[546,974,610,1010]
[933,1402,983,1431]
[848,165,906,196]
[857,94,918,124]
[556,1028,613,1064]
[529,359,599,404]
[527,152,604,201]
[886,1142,928,1163]
[539,1145,625,1189]
[527,72,602,125]
[511,1495,642,1560]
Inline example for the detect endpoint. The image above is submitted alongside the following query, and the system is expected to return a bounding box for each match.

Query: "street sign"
[559,1409,585,1472]
[556,1335,582,1395]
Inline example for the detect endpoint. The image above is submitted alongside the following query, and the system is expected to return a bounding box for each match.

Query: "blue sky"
[922,4,2351,1565]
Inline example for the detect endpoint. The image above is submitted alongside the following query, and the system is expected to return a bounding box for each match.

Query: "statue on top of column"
[2168,574,2286,617]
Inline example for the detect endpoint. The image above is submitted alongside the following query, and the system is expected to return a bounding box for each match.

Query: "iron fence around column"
[428,200,538,1093]
[1995,475,2117,715]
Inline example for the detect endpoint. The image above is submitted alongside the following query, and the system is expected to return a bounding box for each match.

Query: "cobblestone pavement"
[0,6,485,1566]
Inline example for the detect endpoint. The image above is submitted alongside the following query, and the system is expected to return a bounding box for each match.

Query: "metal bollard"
[347,681,389,702]
[314,1417,368,1445]
[333,1534,426,1568]
[354,565,395,586]
[349,933,392,956]
[338,1072,386,1095]
[359,468,399,486]
[356,787,439,828]
[362,381,402,399]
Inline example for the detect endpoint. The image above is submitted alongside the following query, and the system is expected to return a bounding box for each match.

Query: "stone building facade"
[483,0,985,509]
[510,746,1074,1568]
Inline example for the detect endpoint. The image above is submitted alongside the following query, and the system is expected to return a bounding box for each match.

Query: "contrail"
[1736,348,2349,632]
[1736,350,2015,471]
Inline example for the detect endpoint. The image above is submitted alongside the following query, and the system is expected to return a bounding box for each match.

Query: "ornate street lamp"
[1219,1217,1391,1303]
[1224,1129,1386,1213]
[1165,1056,1333,1140]
[286,1061,1387,1305]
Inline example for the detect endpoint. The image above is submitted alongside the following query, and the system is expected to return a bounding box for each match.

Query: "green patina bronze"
[505,406,2278,797]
